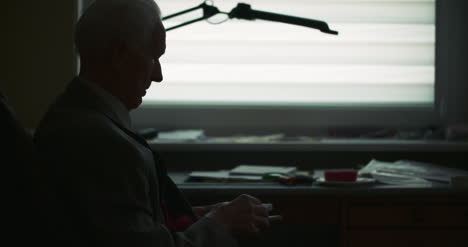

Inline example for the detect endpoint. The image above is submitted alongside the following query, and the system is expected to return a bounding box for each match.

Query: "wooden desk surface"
[169,172,468,198]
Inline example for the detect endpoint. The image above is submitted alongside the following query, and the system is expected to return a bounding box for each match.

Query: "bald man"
[34,0,275,246]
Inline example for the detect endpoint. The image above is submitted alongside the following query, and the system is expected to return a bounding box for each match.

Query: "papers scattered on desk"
[359,159,468,185]
[369,170,431,185]
[229,164,297,176]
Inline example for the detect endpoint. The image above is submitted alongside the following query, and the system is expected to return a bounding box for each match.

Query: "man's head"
[75,0,166,110]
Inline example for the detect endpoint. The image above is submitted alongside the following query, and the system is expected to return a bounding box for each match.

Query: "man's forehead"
[152,21,166,51]
[153,20,165,38]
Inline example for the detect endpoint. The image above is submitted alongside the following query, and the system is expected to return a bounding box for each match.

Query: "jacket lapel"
[108,118,196,223]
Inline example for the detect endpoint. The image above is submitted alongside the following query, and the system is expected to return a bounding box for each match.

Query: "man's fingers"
[254,215,270,229]
[253,204,269,217]
[268,215,283,223]
[249,222,260,233]
[222,195,281,234]
[239,194,262,204]
[262,203,273,212]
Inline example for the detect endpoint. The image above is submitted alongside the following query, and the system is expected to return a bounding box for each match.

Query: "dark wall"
[4,1,76,129]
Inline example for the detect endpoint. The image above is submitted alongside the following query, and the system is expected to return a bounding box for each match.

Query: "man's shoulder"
[35,100,118,145]
[38,80,108,131]
[41,97,105,125]
[34,79,136,150]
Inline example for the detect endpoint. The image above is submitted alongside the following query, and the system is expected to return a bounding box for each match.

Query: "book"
[229,164,297,176]
[187,170,263,182]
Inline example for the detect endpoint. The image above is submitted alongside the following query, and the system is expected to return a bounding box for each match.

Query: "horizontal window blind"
[144,0,435,106]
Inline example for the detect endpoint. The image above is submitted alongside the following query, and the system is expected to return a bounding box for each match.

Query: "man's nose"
[151,61,163,82]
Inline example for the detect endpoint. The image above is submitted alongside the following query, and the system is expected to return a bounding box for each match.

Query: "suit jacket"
[34,78,237,247]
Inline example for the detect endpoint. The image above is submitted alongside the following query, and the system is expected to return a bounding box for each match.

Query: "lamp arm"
[162,1,221,31]
[228,3,338,35]
[162,1,338,35]
[162,3,204,21]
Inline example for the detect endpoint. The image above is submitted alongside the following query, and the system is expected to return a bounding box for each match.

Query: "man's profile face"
[117,20,166,110]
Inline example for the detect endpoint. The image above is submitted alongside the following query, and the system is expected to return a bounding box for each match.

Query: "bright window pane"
[144,0,435,105]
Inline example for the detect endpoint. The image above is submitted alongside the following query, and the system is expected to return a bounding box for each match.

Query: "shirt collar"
[79,77,132,130]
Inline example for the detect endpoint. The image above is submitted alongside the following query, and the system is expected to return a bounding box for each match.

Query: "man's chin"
[128,98,143,110]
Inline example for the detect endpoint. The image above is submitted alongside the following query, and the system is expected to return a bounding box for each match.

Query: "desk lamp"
[162,1,338,35]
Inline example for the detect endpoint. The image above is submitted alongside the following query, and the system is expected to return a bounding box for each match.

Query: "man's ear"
[110,39,128,69]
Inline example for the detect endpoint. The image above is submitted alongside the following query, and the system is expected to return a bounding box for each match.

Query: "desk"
[170,172,468,247]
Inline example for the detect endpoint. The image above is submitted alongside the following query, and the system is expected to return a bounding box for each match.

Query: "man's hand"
[205,194,282,234]
[192,203,222,218]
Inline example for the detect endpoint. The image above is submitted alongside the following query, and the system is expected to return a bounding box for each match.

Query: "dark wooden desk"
[170,173,468,247]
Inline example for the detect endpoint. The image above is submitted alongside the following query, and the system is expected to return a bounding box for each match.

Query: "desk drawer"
[348,230,468,247]
[348,204,468,227]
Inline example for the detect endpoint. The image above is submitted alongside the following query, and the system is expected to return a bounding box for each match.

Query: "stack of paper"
[359,159,468,185]
[188,170,263,182]
[229,164,297,176]
[187,164,298,182]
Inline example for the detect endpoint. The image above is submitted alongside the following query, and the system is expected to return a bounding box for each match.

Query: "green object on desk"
[262,172,315,185]
[262,173,296,185]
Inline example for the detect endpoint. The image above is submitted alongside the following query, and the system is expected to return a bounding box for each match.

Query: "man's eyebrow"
[153,46,165,59]
[159,44,166,56]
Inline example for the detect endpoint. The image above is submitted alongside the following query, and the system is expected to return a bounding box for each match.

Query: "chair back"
[0,92,86,246]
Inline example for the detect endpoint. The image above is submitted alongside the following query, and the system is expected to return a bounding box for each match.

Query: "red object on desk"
[324,169,358,182]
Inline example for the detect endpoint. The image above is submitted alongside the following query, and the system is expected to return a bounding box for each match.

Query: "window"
[150,0,435,106]
[77,0,468,136]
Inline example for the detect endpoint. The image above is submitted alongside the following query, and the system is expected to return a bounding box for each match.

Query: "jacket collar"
[64,77,132,130]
